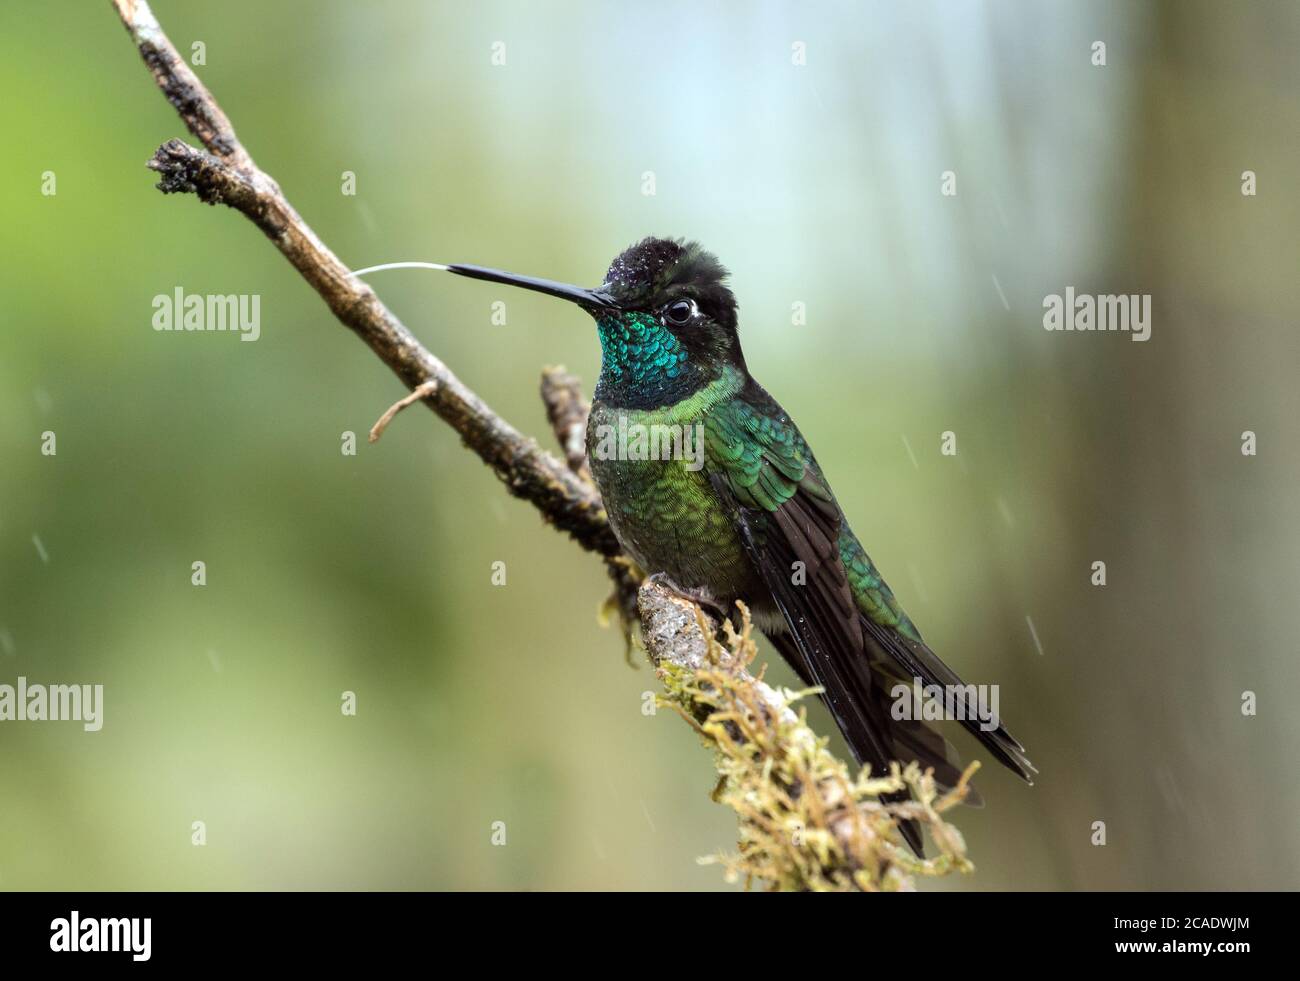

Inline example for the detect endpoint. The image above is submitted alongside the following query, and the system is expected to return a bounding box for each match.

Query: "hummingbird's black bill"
[446,264,618,310]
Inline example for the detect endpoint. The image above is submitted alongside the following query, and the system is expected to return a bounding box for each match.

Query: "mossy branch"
[637,581,977,891]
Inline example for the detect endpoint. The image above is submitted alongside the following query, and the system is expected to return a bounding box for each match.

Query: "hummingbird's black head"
[444,237,746,407]
[600,237,738,334]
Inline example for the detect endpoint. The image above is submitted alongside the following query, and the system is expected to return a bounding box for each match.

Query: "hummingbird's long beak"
[445,264,618,311]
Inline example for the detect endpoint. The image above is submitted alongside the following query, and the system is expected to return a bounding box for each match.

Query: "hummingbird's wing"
[704,383,1033,851]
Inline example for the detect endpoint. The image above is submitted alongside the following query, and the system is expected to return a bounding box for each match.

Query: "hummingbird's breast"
[586,397,763,605]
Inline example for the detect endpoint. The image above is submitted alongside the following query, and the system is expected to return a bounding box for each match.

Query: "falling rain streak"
[1025,616,1045,657]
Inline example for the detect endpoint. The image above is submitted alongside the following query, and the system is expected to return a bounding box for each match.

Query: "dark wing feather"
[857,617,1036,781]
[705,381,1041,857]
[764,629,976,798]
[712,471,925,854]
[705,387,958,854]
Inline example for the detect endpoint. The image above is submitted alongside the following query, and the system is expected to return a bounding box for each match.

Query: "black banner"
[0,891,1278,966]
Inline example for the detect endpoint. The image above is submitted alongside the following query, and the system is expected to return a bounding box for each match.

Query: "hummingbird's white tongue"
[351,261,449,277]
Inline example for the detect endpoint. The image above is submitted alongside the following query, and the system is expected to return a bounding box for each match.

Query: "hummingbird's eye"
[664,299,697,326]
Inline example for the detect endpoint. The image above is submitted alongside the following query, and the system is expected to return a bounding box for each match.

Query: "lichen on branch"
[637,580,977,891]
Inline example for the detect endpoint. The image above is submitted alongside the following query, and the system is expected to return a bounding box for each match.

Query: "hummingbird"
[440,238,1035,854]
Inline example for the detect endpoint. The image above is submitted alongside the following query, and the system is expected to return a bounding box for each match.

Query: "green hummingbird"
[443,238,1035,854]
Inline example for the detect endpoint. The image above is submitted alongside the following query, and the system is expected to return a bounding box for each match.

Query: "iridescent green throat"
[593,312,708,408]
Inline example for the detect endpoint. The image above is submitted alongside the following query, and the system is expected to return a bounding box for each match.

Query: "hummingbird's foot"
[645,572,731,624]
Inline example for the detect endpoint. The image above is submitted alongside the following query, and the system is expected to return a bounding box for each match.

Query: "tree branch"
[113,0,618,559]
[540,367,594,483]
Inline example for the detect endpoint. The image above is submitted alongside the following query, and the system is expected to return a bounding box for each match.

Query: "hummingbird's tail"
[856,611,1037,786]
[765,628,935,855]
[765,619,1035,858]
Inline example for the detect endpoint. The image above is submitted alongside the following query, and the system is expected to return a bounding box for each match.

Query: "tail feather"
[764,615,1037,857]
[857,614,1037,784]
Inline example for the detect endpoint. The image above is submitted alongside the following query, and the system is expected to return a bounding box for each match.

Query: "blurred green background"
[2,0,1298,890]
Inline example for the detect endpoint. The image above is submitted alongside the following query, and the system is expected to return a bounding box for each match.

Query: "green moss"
[653,603,977,892]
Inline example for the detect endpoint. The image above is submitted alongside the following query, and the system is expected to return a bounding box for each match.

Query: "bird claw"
[646,572,731,624]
